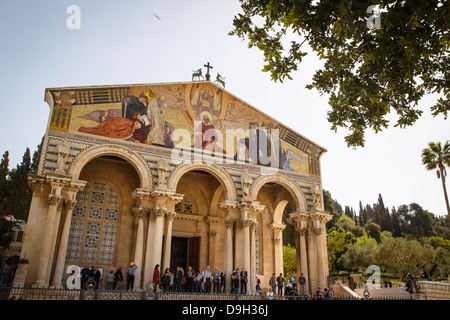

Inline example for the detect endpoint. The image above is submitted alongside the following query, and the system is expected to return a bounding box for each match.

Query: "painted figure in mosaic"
[122,92,152,120]
[192,112,225,153]
[78,117,135,140]
[147,96,166,145]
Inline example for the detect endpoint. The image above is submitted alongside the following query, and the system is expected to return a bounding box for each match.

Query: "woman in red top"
[153,264,160,292]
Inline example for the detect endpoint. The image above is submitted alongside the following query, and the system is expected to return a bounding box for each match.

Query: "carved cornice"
[238,199,265,212]
[174,212,204,222]
[205,216,223,225]
[270,223,287,232]
[218,200,239,210]
[310,210,333,222]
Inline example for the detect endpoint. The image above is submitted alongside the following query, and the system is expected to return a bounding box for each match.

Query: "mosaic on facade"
[49,83,323,176]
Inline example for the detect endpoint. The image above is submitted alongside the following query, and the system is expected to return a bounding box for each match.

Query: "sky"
[0,0,448,217]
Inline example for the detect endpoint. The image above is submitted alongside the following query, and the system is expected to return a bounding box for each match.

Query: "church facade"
[21,81,331,294]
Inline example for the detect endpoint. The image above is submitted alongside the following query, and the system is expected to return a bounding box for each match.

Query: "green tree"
[323,189,339,229]
[0,216,18,250]
[364,220,382,243]
[327,227,356,271]
[30,136,44,174]
[230,0,449,147]
[421,141,450,217]
[283,243,297,275]
[340,237,377,272]
[7,148,32,221]
[282,202,295,247]
[375,237,435,279]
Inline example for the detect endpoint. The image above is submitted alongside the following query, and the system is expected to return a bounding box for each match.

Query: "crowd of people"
[71,263,430,300]
[77,263,333,300]
[144,264,332,299]
[155,265,250,294]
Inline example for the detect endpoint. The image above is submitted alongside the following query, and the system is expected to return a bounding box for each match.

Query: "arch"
[273,200,289,225]
[168,162,237,202]
[250,174,307,211]
[209,185,225,216]
[69,144,152,189]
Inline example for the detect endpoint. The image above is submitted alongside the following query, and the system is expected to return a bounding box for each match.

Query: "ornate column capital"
[48,195,62,207]
[154,207,167,218]
[313,226,325,236]
[224,217,236,229]
[240,218,254,228]
[295,227,308,237]
[208,230,217,238]
[165,211,177,221]
[63,199,77,210]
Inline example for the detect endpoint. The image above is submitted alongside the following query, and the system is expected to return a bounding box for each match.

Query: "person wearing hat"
[126,262,138,291]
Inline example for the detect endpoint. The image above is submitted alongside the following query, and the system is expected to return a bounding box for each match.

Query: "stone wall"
[414,280,450,300]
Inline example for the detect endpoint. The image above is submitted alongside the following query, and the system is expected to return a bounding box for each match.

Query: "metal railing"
[1,286,411,301]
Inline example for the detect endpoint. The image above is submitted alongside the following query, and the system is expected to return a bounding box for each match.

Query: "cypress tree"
[0,151,10,216]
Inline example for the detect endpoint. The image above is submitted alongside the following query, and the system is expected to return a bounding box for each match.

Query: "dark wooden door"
[188,237,200,271]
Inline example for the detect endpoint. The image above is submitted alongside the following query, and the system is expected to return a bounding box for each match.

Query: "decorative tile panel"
[66,220,84,262]
[88,206,103,220]
[66,181,120,265]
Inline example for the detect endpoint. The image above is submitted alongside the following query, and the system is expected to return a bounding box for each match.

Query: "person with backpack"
[162,268,171,293]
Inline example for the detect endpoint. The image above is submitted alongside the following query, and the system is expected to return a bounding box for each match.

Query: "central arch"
[168,162,237,202]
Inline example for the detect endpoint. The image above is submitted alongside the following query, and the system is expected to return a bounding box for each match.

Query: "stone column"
[133,208,147,289]
[143,211,155,287]
[51,199,76,288]
[298,227,309,294]
[224,217,235,293]
[271,223,286,276]
[250,221,257,294]
[288,211,311,294]
[162,211,176,271]
[311,211,332,290]
[306,227,318,293]
[132,188,154,288]
[34,182,64,287]
[51,181,86,288]
[314,222,326,288]
[240,218,252,276]
[151,207,166,284]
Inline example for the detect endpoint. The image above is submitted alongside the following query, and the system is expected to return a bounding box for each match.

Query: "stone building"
[21,81,331,294]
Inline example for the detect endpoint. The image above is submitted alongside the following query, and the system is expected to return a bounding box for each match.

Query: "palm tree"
[421,141,450,217]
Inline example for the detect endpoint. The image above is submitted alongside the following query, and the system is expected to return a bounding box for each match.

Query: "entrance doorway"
[170,237,200,272]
